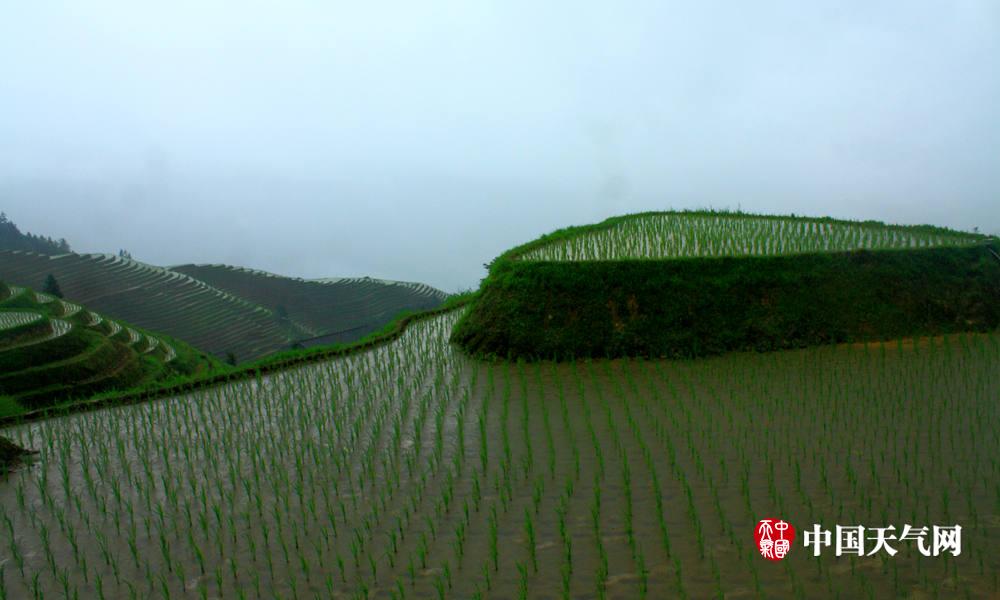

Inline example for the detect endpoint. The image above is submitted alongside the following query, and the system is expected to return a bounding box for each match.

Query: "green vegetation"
[0,292,473,425]
[41,273,62,299]
[0,212,70,256]
[453,211,999,359]
[0,252,297,362]
[0,280,219,415]
[0,252,449,363]
[0,311,44,337]
[0,211,995,598]
[0,312,996,597]
[171,263,448,347]
[518,211,981,261]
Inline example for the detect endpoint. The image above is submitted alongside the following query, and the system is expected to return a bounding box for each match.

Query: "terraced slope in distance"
[0,280,220,416]
[0,252,290,361]
[171,264,449,347]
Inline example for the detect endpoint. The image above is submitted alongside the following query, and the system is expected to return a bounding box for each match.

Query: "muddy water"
[1,314,998,599]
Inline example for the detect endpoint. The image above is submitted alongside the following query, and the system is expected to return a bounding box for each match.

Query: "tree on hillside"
[274,305,289,321]
[43,274,63,299]
[118,249,133,259]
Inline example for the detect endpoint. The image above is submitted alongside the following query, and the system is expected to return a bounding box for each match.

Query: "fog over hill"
[2,1,998,291]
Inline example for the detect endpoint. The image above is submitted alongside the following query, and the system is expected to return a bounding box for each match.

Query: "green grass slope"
[0,280,220,415]
[170,264,449,346]
[0,251,292,362]
[453,210,1000,359]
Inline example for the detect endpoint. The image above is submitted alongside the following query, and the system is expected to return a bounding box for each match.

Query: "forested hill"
[0,213,71,255]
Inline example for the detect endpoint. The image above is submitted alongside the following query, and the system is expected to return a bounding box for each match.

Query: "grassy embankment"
[453,211,1000,359]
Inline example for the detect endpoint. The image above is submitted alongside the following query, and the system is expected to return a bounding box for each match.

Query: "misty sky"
[2,1,998,292]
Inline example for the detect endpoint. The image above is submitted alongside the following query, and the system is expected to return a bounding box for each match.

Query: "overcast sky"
[2,1,998,292]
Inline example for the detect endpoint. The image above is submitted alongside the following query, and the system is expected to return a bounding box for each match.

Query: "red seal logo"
[755,519,795,561]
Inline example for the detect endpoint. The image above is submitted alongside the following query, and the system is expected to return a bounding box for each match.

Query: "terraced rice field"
[519,213,982,261]
[142,336,160,354]
[0,312,43,332]
[3,319,74,351]
[0,252,290,361]
[124,327,141,346]
[44,320,71,340]
[0,253,450,362]
[171,264,448,343]
[162,342,177,363]
[1,311,996,599]
[59,301,83,318]
[1,280,218,412]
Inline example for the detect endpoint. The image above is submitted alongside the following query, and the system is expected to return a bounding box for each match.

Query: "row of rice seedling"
[161,342,176,363]
[0,312,996,598]
[123,327,141,346]
[171,264,448,345]
[21,319,73,346]
[58,301,83,319]
[0,312,42,332]
[0,314,465,598]
[519,213,981,261]
[0,279,221,416]
[0,251,291,360]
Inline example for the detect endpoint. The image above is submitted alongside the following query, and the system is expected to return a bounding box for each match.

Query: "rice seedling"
[517,561,529,599]
[0,310,993,598]
[519,212,981,262]
[523,507,538,573]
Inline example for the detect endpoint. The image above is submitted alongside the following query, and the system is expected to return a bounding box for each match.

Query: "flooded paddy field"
[1,312,998,598]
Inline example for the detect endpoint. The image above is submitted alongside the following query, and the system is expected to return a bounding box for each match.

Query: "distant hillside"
[0,252,292,362]
[170,264,449,347]
[0,212,70,255]
[0,251,450,362]
[0,280,220,415]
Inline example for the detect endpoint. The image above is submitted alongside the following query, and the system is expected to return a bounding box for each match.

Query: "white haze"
[2,1,998,292]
